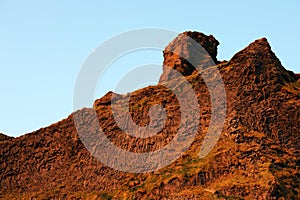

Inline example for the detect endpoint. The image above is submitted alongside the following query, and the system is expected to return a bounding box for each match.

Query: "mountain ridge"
[0,31,299,199]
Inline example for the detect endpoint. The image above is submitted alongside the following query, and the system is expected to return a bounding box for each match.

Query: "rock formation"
[159,31,219,82]
[0,32,299,199]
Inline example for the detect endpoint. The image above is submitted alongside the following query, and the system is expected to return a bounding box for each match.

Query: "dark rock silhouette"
[0,133,12,142]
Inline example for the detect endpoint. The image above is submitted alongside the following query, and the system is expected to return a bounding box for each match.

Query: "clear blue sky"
[1,0,300,137]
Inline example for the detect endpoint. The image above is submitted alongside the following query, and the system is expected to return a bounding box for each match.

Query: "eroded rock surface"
[0,32,299,199]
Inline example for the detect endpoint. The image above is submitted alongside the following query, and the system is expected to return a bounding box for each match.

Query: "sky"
[0,0,300,137]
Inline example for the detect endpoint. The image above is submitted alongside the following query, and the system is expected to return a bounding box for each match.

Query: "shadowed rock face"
[0,31,299,199]
[0,133,13,142]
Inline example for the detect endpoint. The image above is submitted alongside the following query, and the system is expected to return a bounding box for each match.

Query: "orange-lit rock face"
[0,31,299,199]
[159,31,219,82]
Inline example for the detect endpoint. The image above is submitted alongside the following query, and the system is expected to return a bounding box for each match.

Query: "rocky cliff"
[0,32,299,199]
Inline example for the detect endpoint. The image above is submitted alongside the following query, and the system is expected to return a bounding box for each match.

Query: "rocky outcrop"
[222,38,300,149]
[0,133,12,142]
[0,32,299,199]
[228,38,297,84]
[159,31,219,82]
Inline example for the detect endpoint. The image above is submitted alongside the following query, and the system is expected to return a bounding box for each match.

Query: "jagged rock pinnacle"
[159,31,219,82]
[228,38,298,84]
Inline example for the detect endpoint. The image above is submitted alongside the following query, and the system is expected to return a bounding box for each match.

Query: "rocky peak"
[159,31,219,82]
[228,38,297,84]
[94,91,114,106]
[1,31,299,199]
[183,31,219,61]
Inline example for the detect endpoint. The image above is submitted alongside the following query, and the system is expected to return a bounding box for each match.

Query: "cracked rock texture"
[0,32,299,199]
